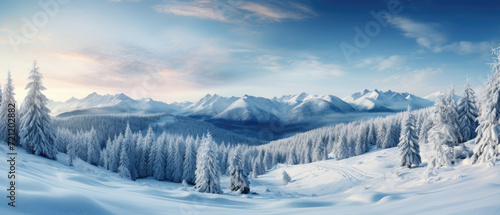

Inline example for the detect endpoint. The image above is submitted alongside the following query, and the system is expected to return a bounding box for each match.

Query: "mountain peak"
[115,93,131,100]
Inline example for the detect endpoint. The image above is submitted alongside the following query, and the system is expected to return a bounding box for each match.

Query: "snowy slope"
[214,95,282,123]
[2,141,499,215]
[183,94,239,118]
[343,89,433,112]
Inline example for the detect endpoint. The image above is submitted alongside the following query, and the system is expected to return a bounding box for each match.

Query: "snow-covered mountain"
[50,90,434,121]
[48,92,191,117]
[343,89,433,112]
[183,94,239,118]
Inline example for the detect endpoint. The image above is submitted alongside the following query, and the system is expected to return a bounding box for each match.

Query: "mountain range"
[47,89,442,140]
[48,89,438,122]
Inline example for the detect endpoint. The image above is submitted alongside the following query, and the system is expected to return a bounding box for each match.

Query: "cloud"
[380,67,442,95]
[356,55,407,71]
[390,17,493,55]
[153,0,316,23]
[437,41,496,55]
[153,0,227,21]
[390,17,446,49]
[258,54,344,77]
[375,55,406,71]
[237,1,316,22]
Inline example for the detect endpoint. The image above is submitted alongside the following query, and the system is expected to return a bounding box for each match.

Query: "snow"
[343,89,433,112]
[424,91,461,102]
[2,140,500,214]
[47,93,188,117]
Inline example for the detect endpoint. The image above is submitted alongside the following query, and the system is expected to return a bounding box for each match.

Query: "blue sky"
[0,0,499,103]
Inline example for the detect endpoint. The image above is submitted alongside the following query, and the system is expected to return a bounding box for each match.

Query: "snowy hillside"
[2,141,499,215]
[183,94,239,118]
[343,89,433,112]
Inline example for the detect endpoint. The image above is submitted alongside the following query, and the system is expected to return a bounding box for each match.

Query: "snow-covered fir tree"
[333,129,350,160]
[457,78,479,142]
[381,122,399,148]
[312,137,328,162]
[139,126,154,177]
[0,71,17,143]
[195,132,223,194]
[103,138,112,169]
[20,61,57,159]
[66,136,77,167]
[286,147,297,165]
[228,149,250,194]
[119,124,138,180]
[110,134,123,172]
[398,107,421,168]
[183,136,197,184]
[428,96,456,169]
[171,138,184,183]
[165,138,175,181]
[354,124,369,156]
[282,170,291,185]
[445,86,463,146]
[87,127,100,166]
[153,133,167,180]
[263,150,273,170]
[471,48,500,165]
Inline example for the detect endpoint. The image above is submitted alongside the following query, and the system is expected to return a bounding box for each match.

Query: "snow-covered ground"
[1,141,499,215]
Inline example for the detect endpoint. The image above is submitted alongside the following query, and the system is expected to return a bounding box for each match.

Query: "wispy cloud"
[390,17,493,55]
[356,55,407,71]
[375,55,406,71]
[153,0,228,21]
[153,0,317,23]
[258,54,344,77]
[381,67,442,94]
[383,67,441,83]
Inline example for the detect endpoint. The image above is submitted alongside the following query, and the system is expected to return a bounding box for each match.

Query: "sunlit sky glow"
[1,0,499,103]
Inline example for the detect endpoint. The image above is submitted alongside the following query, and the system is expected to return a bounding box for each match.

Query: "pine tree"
[183,136,197,185]
[471,48,500,165]
[354,124,369,155]
[398,107,421,168]
[165,138,175,181]
[282,170,291,185]
[20,61,57,159]
[195,132,222,194]
[119,123,137,180]
[153,135,167,180]
[263,150,273,170]
[286,147,297,165]
[0,71,17,144]
[334,129,350,160]
[418,117,433,144]
[428,96,456,169]
[381,122,399,148]
[228,150,250,194]
[110,134,123,172]
[87,127,100,166]
[171,139,184,183]
[66,136,77,167]
[445,86,463,146]
[457,78,479,142]
[139,126,154,177]
[103,138,112,170]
